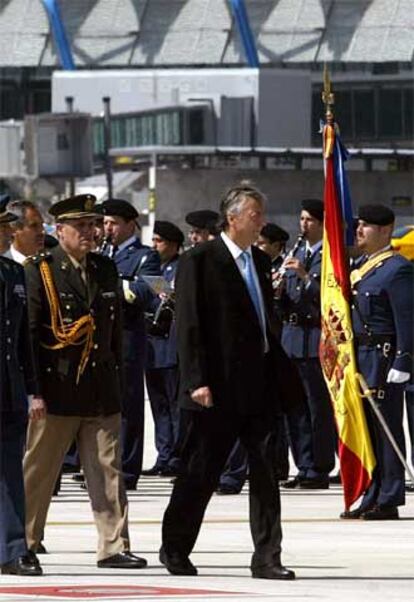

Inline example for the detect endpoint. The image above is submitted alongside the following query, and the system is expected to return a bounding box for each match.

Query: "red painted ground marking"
[0,584,238,598]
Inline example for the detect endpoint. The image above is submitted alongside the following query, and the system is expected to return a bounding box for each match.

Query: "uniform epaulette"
[24,251,52,265]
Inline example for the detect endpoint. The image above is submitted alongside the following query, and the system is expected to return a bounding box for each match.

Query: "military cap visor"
[100,199,139,221]
[301,199,324,222]
[261,223,289,243]
[185,210,219,230]
[358,204,395,226]
[154,220,184,245]
[49,194,99,221]
[0,194,18,224]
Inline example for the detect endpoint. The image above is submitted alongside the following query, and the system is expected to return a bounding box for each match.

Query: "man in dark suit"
[0,205,43,576]
[23,194,147,569]
[279,199,336,490]
[144,220,183,476]
[160,183,304,580]
[341,205,413,520]
[101,199,160,490]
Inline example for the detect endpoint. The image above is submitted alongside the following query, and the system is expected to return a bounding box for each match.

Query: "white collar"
[306,239,322,255]
[10,245,27,265]
[221,231,251,260]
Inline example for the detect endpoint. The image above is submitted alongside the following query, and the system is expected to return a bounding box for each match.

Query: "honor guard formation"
[0,187,413,580]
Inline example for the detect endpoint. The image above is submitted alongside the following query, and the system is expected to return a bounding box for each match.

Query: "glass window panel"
[354,90,375,139]
[378,88,402,138]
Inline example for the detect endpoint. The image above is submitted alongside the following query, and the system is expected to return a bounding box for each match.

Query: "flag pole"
[357,373,414,486]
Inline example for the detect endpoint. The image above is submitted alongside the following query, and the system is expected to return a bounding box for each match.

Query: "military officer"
[279,199,336,489]
[101,199,160,490]
[23,194,147,569]
[185,210,219,247]
[143,220,183,476]
[0,207,43,576]
[341,204,413,520]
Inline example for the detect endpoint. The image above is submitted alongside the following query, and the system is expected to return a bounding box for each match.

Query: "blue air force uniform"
[0,257,38,565]
[352,250,413,510]
[280,241,336,484]
[109,237,160,487]
[145,255,181,473]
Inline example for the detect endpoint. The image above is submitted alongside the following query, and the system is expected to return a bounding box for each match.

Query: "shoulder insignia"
[24,251,52,265]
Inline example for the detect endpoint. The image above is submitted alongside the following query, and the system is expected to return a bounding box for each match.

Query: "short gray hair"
[219,181,266,229]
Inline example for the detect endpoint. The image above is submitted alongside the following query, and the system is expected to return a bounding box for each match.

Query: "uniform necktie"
[241,251,267,340]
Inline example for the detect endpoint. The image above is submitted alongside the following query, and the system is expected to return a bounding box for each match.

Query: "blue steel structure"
[229,0,259,68]
[42,0,75,70]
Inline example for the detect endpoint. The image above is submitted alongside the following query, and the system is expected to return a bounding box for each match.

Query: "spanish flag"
[319,122,376,509]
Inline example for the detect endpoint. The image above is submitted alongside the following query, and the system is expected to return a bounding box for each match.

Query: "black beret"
[261,223,289,243]
[301,199,324,222]
[185,210,219,230]
[100,199,138,221]
[49,194,98,221]
[0,194,18,224]
[154,220,184,245]
[358,204,395,226]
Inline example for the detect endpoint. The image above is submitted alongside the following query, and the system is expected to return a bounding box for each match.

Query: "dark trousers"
[406,388,414,467]
[162,409,283,569]
[146,367,180,469]
[285,358,336,479]
[219,439,248,490]
[360,383,406,510]
[121,355,145,487]
[0,412,27,564]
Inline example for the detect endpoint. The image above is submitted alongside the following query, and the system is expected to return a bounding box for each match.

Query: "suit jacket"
[0,257,38,412]
[175,237,305,415]
[352,253,413,388]
[24,246,123,416]
[280,243,323,358]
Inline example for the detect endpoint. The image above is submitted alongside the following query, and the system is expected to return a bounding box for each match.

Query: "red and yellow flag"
[319,123,376,510]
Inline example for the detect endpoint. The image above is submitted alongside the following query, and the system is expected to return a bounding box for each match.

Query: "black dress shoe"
[361,505,399,521]
[71,472,85,483]
[1,552,43,576]
[252,564,296,580]
[329,473,342,485]
[216,484,241,495]
[97,551,147,569]
[340,507,364,519]
[159,546,197,576]
[36,542,47,554]
[406,482,414,492]
[281,477,302,489]
[299,477,329,490]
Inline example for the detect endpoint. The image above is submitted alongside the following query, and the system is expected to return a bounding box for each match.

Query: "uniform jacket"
[24,246,123,416]
[351,252,413,388]
[175,237,305,415]
[0,257,38,412]
[280,243,322,358]
[146,255,179,370]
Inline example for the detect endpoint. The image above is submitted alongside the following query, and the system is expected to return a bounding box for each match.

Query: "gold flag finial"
[322,64,335,124]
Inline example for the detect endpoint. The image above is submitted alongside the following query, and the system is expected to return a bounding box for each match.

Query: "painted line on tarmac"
[46,517,339,526]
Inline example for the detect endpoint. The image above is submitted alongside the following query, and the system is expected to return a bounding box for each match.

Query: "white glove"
[386,369,410,384]
[122,279,136,303]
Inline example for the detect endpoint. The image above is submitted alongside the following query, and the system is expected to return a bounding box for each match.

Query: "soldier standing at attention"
[0,205,43,576]
[23,194,147,569]
[341,205,413,520]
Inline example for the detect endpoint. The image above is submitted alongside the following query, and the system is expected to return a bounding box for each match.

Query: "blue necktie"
[241,251,267,340]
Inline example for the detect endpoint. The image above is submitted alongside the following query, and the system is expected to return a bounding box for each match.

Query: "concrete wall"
[154,168,414,240]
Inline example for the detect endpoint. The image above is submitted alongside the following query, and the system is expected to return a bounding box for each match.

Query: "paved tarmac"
[1,407,413,602]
